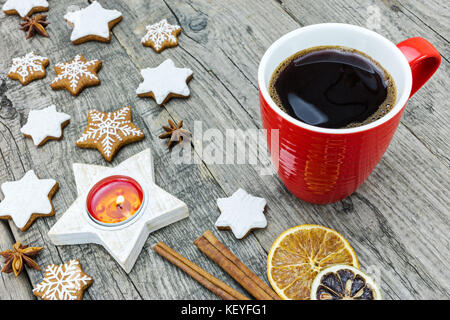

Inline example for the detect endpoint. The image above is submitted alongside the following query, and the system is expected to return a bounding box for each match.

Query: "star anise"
[20,14,49,40]
[159,119,192,148]
[0,241,43,277]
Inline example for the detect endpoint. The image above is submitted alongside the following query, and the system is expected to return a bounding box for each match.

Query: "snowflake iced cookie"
[21,105,70,146]
[215,189,267,239]
[64,1,122,44]
[2,0,48,18]
[8,52,49,86]
[0,170,58,231]
[76,106,145,162]
[141,19,181,53]
[136,59,193,105]
[50,54,102,96]
[33,259,93,300]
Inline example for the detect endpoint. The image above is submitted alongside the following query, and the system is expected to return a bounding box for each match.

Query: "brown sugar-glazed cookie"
[50,54,102,96]
[136,59,193,105]
[8,51,49,86]
[33,259,93,300]
[2,0,48,18]
[64,1,122,44]
[141,19,181,53]
[0,170,58,231]
[20,105,71,146]
[76,106,145,162]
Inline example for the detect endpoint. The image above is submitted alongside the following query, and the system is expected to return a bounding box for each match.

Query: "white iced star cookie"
[8,51,50,86]
[215,189,267,239]
[2,0,48,17]
[136,59,193,105]
[0,170,58,231]
[21,105,71,146]
[141,19,181,53]
[64,1,122,44]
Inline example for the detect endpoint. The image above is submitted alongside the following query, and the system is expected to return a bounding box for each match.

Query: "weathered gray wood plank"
[105,0,450,299]
[0,0,449,300]
[0,220,35,299]
[398,0,450,42]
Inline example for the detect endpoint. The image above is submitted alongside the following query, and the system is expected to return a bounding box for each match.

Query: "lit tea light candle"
[86,175,144,225]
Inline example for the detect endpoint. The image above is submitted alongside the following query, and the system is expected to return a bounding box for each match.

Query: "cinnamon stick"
[153,242,249,300]
[194,231,281,300]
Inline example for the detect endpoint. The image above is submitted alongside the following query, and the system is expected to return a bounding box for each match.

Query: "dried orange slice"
[310,265,381,300]
[267,225,359,300]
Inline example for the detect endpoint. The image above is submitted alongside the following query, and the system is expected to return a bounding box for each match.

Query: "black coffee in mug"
[269,46,397,129]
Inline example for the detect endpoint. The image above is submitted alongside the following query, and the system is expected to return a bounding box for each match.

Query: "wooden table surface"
[0,0,449,300]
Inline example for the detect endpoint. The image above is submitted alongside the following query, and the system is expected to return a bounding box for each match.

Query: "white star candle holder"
[48,149,189,273]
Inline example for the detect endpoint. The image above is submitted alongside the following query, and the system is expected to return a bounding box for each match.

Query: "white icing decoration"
[21,105,71,146]
[0,170,57,229]
[215,188,267,239]
[136,59,193,105]
[9,51,48,82]
[2,0,48,17]
[52,54,100,91]
[77,107,144,158]
[141,19,181,51]
[33,260,92,300]
[64,1,122,42]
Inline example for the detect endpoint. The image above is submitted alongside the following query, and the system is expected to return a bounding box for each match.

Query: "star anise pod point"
[159,119,192,148]
[0,241,43,277]
[20,14,50,40]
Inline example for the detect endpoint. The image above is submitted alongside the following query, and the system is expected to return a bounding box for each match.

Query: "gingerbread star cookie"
[76,106,145,162]
[21,105,71,146]
[2,0,48,18]
[136,59,193,105]
[64,1,122,44]
[141,19,182,53]
[33,259,93,300]
[215,189,267,239]
[8,51,49,86]
[0,170,58,231]
[50,54,102,96]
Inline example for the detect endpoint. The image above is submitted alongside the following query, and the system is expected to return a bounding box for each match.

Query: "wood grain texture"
[0,0,449,300]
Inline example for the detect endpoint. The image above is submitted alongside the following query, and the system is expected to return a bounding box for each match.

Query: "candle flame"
[116,195,125,207]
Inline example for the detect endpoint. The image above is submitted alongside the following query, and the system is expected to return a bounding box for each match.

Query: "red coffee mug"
[258,24,440,204]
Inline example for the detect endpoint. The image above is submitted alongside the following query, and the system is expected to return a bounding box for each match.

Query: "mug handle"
[397,37,441,98]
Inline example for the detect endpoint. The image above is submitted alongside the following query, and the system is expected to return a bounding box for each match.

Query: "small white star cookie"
[2,0,48,18]
[33,259,93,300]
[21,105,71,146]
[0,170,58,231]
[8,51,49,86]
[136,59,193,105]
[215,189,267,239]
[64,1,122,44]
[141,19,182,53]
